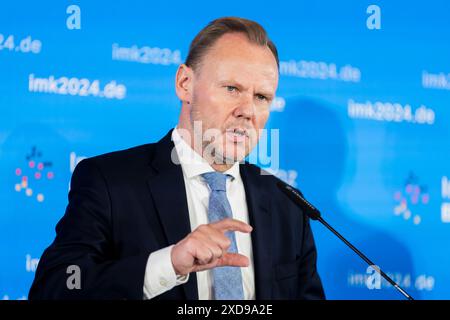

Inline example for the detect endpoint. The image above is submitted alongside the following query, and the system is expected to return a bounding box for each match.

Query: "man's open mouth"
[225,128,249,142]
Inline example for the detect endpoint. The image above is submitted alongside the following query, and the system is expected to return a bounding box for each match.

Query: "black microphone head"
[276,180,321,220]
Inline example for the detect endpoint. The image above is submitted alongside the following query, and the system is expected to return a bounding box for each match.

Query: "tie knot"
[201,172,228,192]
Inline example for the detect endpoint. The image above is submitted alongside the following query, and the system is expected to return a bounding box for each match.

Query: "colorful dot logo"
[394,172,429,225]
[14,146,54,203]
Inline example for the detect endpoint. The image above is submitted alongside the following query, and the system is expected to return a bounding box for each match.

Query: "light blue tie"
[201,171,245,300]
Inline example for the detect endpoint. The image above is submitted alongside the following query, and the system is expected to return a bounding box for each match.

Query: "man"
[29,17,325,300]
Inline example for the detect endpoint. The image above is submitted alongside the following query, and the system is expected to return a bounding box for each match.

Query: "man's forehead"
[194,33,278,87]
[214,60,278,86]
[216,68,278,86]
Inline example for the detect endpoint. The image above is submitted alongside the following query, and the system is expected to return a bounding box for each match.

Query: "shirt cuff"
[143,245,189,299]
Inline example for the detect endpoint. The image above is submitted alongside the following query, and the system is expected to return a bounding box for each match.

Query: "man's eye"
[256,94,268,101]
[226,86,237,92]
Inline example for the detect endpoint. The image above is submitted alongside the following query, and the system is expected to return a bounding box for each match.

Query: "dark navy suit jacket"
[29,129,325,300]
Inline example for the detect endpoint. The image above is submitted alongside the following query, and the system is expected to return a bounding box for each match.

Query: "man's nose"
[233,94,255,120]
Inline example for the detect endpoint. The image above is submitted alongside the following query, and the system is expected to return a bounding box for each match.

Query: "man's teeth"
[234,129,245,136]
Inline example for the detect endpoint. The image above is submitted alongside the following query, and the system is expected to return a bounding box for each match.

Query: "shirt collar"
[172,127,240,180]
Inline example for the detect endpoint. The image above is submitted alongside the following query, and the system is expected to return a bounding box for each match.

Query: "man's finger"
[217,252,250,268]
[210,218,253,233]
[192,253,249,272]
[197,226,232,251]
[192,241,217,265]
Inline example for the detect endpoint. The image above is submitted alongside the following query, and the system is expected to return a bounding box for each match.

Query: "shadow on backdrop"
[266,97,420,300]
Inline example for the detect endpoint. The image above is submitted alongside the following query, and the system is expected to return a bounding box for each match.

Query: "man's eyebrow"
[217,80,245,89]
[218,80,275,96]
[255,86,276,96]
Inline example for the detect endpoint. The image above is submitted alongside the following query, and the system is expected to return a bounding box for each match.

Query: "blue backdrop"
[1,0,449,299]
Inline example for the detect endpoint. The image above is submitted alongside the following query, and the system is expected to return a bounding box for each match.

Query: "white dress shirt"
[143,128,255,300]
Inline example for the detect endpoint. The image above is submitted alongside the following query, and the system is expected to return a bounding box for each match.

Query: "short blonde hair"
[185,17,279,71]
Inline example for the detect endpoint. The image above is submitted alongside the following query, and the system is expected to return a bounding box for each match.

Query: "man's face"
[186,33,279,165]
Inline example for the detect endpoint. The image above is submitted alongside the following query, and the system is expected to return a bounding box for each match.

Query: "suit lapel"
[146,129,198,300]
[240,164,273,299]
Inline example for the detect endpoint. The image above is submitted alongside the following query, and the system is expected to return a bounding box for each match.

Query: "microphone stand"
[277,181,414,300]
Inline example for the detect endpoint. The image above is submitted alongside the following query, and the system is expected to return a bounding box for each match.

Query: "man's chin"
[202,140,251,166]
[216,150,248,165]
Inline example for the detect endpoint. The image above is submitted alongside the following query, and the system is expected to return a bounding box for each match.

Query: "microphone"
[276,180,414,300]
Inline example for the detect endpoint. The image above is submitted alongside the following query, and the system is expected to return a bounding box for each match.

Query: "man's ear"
[175,64,194,104]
